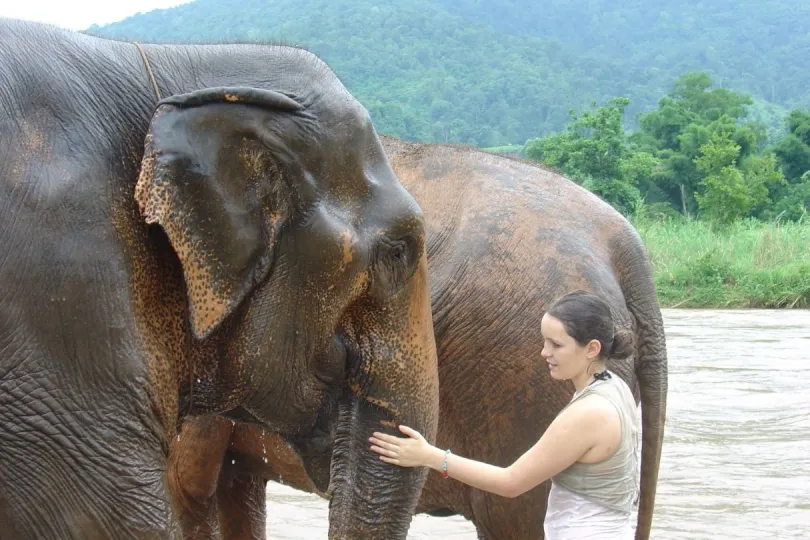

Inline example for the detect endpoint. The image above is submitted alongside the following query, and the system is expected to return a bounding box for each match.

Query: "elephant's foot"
[175,503,220,540]
[216,473,267,540]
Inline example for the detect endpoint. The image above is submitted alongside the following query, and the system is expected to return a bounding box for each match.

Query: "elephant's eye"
[384,238,413,271]
[370,235,417,298]
[389,242,406,262]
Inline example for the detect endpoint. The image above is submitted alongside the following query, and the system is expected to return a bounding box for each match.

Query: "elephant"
[0,20,439,540]
[168,135,668,539]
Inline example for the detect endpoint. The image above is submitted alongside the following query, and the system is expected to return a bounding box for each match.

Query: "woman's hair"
[546,290,634,361]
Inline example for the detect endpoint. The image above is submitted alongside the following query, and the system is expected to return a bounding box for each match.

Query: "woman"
[369,290,640,539]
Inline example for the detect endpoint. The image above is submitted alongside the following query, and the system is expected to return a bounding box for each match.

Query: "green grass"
[481,145,525,155]
[631,217,810,308]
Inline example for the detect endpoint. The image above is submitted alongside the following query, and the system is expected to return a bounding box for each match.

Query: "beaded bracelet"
[442,449,452,478]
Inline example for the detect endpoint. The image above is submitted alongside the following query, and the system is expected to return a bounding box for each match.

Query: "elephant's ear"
[135,87,310,340]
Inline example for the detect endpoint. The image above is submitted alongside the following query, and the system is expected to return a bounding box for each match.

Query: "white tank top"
[544,481,635,539]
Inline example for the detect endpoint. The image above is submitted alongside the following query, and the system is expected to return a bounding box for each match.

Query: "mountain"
[87,0,810,148]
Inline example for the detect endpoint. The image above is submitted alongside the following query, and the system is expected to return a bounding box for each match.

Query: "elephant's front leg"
[216,471,267,540]
[215,425,323,540]
[168,417,234,539]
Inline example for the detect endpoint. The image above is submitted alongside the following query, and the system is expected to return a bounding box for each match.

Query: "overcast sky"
[0,0,192,30]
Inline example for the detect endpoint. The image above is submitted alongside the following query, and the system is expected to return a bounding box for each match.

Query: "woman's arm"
[369,398,610,498]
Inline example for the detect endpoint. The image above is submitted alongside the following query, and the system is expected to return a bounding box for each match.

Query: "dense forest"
[89,0,810,147]
[88,0,810,222]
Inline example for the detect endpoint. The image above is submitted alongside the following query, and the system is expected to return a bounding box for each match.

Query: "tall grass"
[631,217,810,308]
[481,145,524,155]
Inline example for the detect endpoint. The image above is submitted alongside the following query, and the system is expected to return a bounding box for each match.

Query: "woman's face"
[540,314,598,381]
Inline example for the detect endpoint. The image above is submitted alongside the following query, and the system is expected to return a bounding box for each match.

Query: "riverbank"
[631,218,810,309]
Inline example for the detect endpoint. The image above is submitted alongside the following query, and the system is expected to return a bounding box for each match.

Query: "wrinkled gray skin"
[170,136,668,539]
[0,20,439,540]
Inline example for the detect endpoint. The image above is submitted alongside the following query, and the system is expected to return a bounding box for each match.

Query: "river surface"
[263,309,810,539]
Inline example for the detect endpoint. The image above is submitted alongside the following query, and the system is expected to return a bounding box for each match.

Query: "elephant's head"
[135,85,438,539]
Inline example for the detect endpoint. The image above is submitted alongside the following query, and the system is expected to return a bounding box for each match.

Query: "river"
[263,309,810,539]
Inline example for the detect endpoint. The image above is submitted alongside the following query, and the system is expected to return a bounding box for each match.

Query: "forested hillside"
[88,0,810,148]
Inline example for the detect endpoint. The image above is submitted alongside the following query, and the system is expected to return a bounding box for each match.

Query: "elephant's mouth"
[219,405,266,427]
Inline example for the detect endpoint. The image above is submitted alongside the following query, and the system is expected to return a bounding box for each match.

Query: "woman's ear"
[586,339,603,360]
[135,88,304,339]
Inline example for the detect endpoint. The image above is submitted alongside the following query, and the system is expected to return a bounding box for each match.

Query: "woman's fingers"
[370,445,398,457]
[398,425,419,438]
[369,436,400,450]
[371,432,403,444]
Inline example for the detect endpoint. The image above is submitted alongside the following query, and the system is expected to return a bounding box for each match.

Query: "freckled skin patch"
[169,136,667,540]
[342,231,354,265]
[136,128,234,339]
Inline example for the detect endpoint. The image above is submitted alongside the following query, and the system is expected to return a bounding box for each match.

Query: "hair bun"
[609,327,635,360]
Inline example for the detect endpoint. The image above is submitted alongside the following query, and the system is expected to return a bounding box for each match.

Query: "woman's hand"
[369,425,438,468]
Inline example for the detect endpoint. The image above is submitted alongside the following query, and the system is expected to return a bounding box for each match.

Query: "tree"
[773,109,810,183]
[636,73,763,215]
[693,132,775,223]
[670,72,752,122]
[619,150,664,203]
[771,172,810,221]
[525,97,631,179]
[740,153,786,217]
[787,109,810,146]
[773,134,810,182]
[525,98,643,215]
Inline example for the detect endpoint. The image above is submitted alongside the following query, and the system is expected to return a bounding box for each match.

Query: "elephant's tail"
[611,224,668,540]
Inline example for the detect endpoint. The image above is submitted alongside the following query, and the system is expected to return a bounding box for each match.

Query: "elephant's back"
[0,19,157,177]
[0,20,159,264]
[386,139,632,312]
[386,137,629,246]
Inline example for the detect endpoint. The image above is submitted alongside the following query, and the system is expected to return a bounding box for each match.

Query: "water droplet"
[263,457,268,464]
[196,378,201,384]
[176,435,180,441]
[231,459,235,465]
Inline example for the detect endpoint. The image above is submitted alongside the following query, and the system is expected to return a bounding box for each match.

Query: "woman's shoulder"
[562,391,619,425]
[591,374,637,404]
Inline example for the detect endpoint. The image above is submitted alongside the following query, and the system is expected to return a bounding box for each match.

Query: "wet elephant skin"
[0,20,439,540]
[169,135,668,539]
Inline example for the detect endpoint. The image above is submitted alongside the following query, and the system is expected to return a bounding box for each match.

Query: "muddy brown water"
[263,309,810,539]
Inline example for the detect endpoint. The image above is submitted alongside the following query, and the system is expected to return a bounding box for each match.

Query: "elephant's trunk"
[327,398,430,538]
[328,253,439,539]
